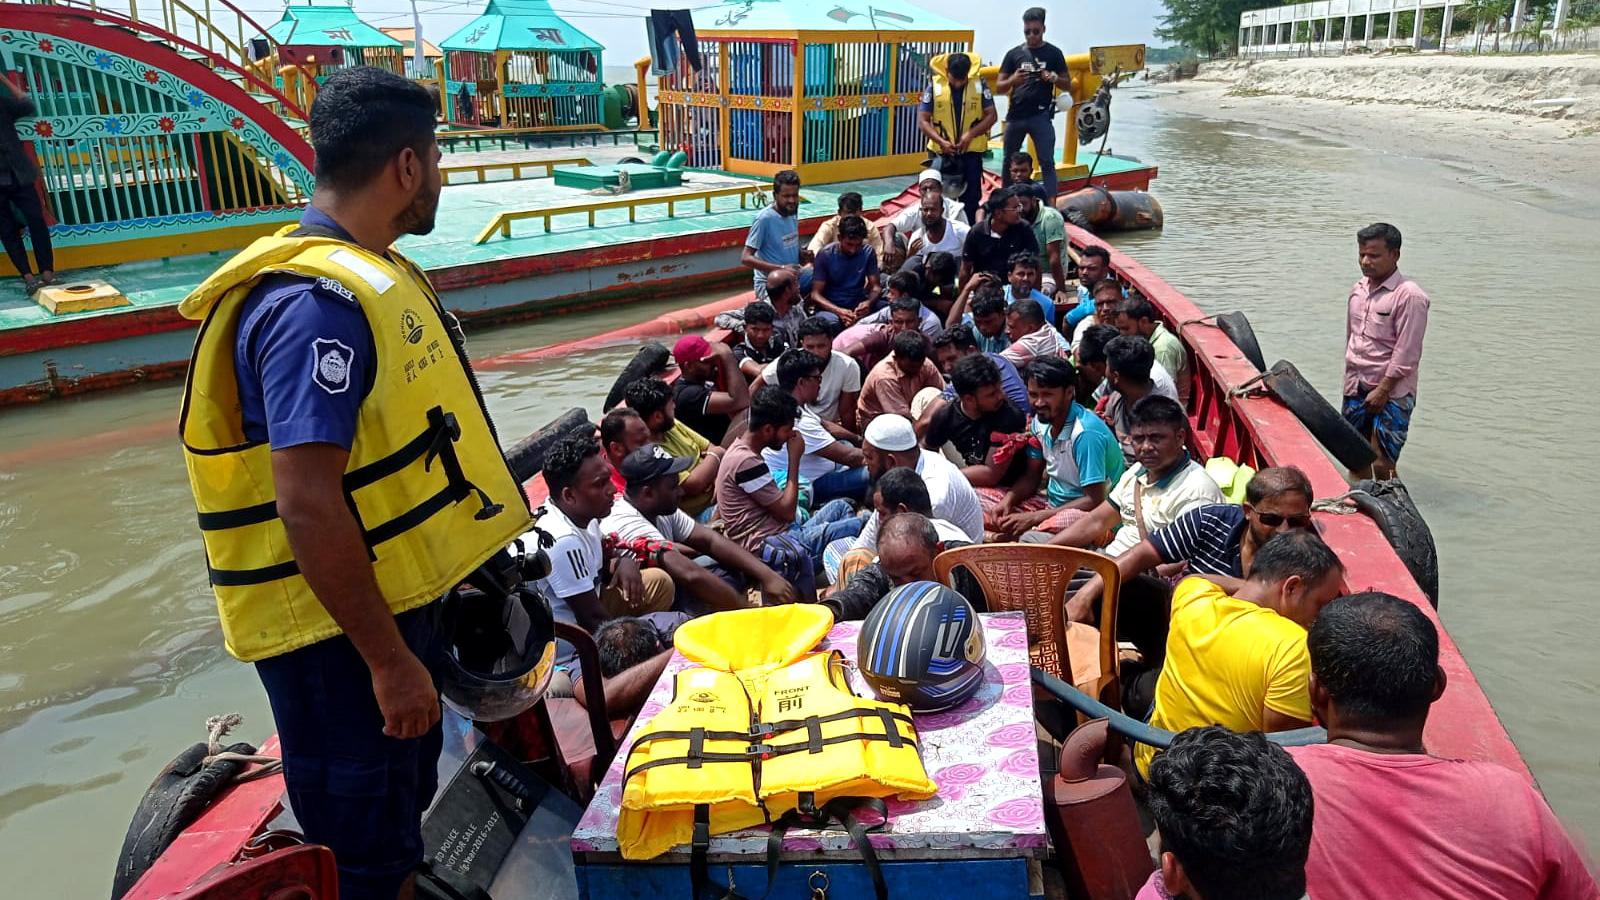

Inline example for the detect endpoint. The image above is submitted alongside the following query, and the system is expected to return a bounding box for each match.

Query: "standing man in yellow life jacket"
[917,52,995,226]
[177,67,530,900]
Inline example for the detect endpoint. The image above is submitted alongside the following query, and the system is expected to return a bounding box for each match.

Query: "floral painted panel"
[573,611,1049,859]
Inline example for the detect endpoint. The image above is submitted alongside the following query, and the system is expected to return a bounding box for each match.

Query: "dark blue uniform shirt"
[236,207,379,449]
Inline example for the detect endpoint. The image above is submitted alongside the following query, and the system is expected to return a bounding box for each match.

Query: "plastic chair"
[934,543,1123,708]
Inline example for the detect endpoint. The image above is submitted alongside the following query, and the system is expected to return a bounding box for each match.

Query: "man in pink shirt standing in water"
[1342,222,1429,479]
[1291,593,1598,900]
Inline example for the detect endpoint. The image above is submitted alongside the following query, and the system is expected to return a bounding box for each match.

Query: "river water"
[2,95,1596,894]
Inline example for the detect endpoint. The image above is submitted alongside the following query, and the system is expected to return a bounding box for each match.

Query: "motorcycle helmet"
[857,581,986,712]
[439,582,557,722]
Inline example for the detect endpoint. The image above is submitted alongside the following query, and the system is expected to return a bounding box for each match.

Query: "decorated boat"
[111,219,1522,899]
[0,0,1155,405]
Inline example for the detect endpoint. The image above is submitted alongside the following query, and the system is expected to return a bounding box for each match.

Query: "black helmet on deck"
[439,580,557,723]
[857,581,986,712]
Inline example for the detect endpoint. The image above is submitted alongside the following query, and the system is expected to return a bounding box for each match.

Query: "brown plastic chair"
[934,543,1123,708]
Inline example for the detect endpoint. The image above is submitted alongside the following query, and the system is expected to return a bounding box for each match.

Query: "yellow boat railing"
[474,184,777,244]
[440,157,591,186]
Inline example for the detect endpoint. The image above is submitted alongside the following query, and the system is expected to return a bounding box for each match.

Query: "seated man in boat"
[807,191,885,261]
[833,275,943,368]
[1115,465,1315,594]
[715,386,866,596]
[600,443,799,610]
[756,316,863,440]
[931,323,1030,413]
[990,356,1124,540]
[945,282,1012,354]
[959,187,1039,288]
[999,296,1071,368]
[899,249,961,321]
[907,191,970,264]
[855,414,984,549]
[1291,593,1600,900]
[878,168,969,253]
[599,407,651,494]
[533,434,674,639]
[858,330,945,430]
[766,349,870,505]
[1073,322,1121,401]
[828,460,983,585]
[742,169,808,304]
[1141,727,1315,900]
[1111,295,1190,403]
[919,352,1029,490]
[760,267,808,346]
[1003,251,1058,327]
[623,379,722,517]
[1064,245,1116,333]
[1101,335,1180,461]
[809,214,883,327]
[1071,278,1127,348]
[1011,175,1069,298]
[1135,530,1346,780]
[565,615,675,722]
[732,300,790,381]
[669,335,749,445]
[824,511,970,621]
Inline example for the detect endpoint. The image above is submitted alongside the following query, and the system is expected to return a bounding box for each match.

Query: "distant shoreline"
[1144,54,1600,207]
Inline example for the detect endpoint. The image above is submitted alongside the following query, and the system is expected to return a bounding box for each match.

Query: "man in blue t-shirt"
[997,355,1123,538]
[1002,251,1057,327]
[810,213,881,326]
[742,169,805,302]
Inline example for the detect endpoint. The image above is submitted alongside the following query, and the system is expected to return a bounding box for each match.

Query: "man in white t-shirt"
[906,191,970,260]
[757,316,862,437]
[879,169,968,249]
[852,414,983,550]
[600,443,798,610]
[527,434,673,666]
[760,349,869,505]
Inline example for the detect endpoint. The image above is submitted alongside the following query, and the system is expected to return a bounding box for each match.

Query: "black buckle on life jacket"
[745,743,775,760]
[747,722,776,739]
[422,406,504,521]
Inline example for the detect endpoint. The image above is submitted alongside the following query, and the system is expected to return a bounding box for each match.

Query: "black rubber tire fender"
[1216,311,1266,372]
[1348,478,1440,607]
[602,342,671,411]
[503,407,594,484]
[1262,360,1378,473]
[111,741,258,899]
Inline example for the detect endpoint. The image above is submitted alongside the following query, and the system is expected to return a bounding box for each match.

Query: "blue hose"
[1029,668,1327,750]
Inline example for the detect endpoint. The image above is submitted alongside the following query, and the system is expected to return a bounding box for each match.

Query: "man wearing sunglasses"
[1115,466,1315,594]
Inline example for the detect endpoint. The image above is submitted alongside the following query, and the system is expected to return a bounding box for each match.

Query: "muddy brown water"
[1,96,1595,894]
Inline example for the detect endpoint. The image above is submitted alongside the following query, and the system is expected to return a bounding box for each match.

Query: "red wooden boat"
[118,225,1524,900]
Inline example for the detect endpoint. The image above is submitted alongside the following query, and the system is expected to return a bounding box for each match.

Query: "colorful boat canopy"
[691,0,970,33]
[440,0,604,53]
[266,5,404,49]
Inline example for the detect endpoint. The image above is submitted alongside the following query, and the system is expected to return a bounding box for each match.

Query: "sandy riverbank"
[1146,54,1600,206]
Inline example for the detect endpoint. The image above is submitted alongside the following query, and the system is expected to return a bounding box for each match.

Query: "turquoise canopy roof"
[690,0,969,33]
[439,0,603,53]
[266,5,403,49]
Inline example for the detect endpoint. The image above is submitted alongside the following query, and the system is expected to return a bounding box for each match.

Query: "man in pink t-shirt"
[1290,592,1598,900]
[1341,222,1429,480]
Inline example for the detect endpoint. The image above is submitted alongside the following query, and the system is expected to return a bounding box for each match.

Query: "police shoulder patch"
[311,337,355,395]
[314,276,357,304]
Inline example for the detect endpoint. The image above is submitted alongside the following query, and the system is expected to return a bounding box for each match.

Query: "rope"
[1313,491,1369,515]
[1228,371,1271,398]
[203,712,284,781]
[1177,313,1219,327]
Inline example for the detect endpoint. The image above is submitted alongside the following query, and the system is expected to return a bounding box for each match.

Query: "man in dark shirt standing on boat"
[0,67,57,294]
[176,68,530,900]
[1343,222,1429,480]
[997,8,1069,199]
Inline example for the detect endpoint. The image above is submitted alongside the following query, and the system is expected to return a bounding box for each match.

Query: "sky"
[231,0,1169,66]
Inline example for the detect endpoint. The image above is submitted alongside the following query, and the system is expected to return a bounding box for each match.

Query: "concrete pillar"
[1413,0,1424,48]
[1442,3,1455,48]
[1343,15,1353,50]
[1365,13,1375,42]
[1388,8,1399,40]
[1555,0,1572,29]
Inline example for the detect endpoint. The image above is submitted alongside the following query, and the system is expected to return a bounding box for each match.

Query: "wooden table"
[571,611,1048,899]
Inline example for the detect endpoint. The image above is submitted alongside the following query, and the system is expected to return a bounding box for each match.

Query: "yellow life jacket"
[178,226,532,662]
[617,605,938,860]
[927,52,989,155]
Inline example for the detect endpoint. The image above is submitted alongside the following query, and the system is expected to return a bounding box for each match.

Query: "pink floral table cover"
[572,611,1049,859]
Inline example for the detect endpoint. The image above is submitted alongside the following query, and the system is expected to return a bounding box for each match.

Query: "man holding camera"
[997,7,1069,199]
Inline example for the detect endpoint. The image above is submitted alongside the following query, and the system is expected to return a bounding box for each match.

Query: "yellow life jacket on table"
[178,225,532,663]
[926,52,989,155]
[617,605,938,861]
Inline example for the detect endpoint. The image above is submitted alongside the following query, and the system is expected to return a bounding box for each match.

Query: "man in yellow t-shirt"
[1137,531,1345,778]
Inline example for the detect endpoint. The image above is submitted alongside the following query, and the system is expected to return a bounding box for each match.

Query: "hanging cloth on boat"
[648,9,702,76]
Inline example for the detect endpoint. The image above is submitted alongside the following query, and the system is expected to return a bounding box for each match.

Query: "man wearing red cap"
[670,335,749,444]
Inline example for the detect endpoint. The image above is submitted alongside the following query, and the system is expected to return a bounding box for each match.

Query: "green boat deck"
[0,150,1154,334]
